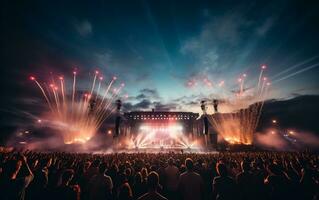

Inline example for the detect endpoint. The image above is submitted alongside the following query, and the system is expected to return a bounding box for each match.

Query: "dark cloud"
[128,88,161,102]
[123,90,178,112]
[135,94,147,100]
[139,88,160,98]
[171,93,225,107]
[122,99,152,111]
[135,99,152,109]
[122,100,179,112]
[123,99,178,112]
[153,101,179,111]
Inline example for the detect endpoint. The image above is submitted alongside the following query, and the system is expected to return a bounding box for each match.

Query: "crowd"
[0,150,318,200]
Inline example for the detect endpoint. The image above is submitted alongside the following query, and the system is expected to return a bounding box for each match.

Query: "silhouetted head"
[99,162,108,174]
[147,171,159,190]
[119,182,133,199]
[91,159,101,168]
[168,157,174,166]
[40,157,52,168]
[267,163,282,176]
[4,159,22,178]
[61,169,74,185]
[134,172,142,184]
[185,158,194,171]
[141,167,148,179]
[241,161,251,172]
[216,163,228,177]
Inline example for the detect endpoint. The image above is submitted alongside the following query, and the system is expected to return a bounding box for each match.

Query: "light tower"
[213,99,219,113]
[113,99,122,151]
[114,99,122,137]
[200,100,210,149]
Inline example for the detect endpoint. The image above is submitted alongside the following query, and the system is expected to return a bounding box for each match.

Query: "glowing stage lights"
[139,124,183,132]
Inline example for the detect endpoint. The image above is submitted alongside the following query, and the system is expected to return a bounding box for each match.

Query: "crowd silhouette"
[0,150,318,200]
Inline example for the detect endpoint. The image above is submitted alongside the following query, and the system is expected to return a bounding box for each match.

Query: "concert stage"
[119,111,199,149]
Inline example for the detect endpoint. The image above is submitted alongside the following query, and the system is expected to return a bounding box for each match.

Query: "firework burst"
[30,70,124,144]
[207,66,271,145]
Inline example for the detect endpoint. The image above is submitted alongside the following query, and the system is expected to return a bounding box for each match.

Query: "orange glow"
[211,113,254,145]
[30,70,121,144]
[64,137,91,144]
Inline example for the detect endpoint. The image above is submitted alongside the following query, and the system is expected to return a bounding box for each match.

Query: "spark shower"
[208,65,270,145]
[30,70,124,144]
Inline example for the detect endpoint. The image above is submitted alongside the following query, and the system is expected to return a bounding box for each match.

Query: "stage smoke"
[30,71,124,144]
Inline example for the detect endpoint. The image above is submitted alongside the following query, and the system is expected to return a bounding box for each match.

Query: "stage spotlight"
[139,125,149,131]
[176,125,183,131]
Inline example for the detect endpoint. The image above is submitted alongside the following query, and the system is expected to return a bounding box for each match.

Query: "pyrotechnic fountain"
[208,65,270,145]
[30,70,124,144]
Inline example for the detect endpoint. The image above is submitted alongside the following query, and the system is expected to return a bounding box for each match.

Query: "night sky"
[1,0,319,129]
